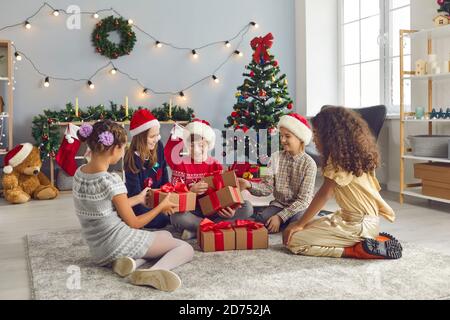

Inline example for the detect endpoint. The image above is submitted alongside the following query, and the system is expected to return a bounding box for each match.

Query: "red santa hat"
[278,113,312,145]
[183,119,216,150]
[129,109,161,138]
[3,143,34,174]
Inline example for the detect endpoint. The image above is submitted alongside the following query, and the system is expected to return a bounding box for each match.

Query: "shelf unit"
[48,120,188,185]
[0,40,14,157]
[399,28,450,205]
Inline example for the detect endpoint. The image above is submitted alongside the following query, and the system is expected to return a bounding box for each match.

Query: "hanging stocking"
[55,123,81,176]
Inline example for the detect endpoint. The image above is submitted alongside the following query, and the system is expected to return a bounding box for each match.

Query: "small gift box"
[230,162,260,178]
[233,220,269,250]
[199,186,244,216]
[201,170,238,189]
[198,219,236,252]
[147,182,196,213]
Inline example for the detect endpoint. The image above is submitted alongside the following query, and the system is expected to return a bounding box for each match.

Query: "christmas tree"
[437,0,450,14]
[225,32,293,134]
[223,33,293,165]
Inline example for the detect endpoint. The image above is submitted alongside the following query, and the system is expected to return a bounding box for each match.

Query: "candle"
[169,98,173,120]
[125,96,129,117]
[75,97,79,117]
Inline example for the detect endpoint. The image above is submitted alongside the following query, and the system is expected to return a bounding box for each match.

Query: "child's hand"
[158,195,178,215]
[218,207,236,219]
[266,215,283,234]
[238,178,251,191]
[282,223,304,246]
[190,182,209,195]
[139,187,151,206]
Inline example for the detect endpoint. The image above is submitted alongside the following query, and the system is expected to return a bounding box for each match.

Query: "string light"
[14,52,22,61]
[179,91,186,100]
[155,41,162,48]
[25,21,31,29]
[110,68,117,75]
[52,10,60,17]
[192,49,199,59]
[212,75,220,83]
[93,13,99,19]
[250,21,259,28]
[225,41,231,48]
[127,19,134,25]
[141,88,149,97]
[44,76,50,87]
[87,80,95,90]
[234,50,243,57]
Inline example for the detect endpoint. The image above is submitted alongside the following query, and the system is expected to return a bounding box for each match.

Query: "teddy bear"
[2,143,59,204]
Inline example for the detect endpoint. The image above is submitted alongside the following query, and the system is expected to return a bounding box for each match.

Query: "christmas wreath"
[92,16,137,59]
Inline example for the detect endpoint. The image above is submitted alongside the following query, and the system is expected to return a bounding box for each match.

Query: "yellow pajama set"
[288,163,396,258]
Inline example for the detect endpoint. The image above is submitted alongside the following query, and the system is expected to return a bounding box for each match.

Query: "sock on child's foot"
[181,229,197,240]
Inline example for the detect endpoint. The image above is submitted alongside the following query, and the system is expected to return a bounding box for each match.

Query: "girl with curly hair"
[283,106,402,260]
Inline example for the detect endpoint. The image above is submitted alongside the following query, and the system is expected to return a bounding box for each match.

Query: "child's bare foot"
[112,257,136,277]
[129,269,181,292]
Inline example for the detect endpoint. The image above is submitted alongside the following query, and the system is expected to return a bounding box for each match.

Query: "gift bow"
[199,219,233,251]
[160,182,189,193]
[205,170,225,191]
[250,33,274,64]
[233,220,264,230]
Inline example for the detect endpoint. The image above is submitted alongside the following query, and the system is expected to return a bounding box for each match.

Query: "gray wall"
[0,0,296,146]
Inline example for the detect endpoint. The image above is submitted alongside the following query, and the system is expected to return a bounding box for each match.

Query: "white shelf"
[402,187,450,204]
[0,77,9,81]
[404,72,450,81]
[403,154,450,163]
[406,24,450,40]
[402,119,450,123]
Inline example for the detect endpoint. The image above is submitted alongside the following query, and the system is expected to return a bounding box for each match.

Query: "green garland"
[32,102,194,161]
[92,16,136,59]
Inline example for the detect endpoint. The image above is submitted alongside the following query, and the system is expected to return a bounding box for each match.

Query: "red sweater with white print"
[164,136,223,188]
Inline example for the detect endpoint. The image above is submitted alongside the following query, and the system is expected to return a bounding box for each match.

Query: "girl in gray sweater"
[72,120,193,292]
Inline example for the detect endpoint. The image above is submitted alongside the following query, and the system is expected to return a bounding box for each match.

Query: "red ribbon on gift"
[199,219,233,251]
[233,220,264,249]
[250,33,274,64]
[152,182,190,212]
[204,170,225,191]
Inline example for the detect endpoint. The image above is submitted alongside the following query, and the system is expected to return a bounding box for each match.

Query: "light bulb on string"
[155,41,162,48]
[44,77,50,88]
[87,80,95,90]
[110,68,117,75]
[179,91,186,101]
[212,75,220,83]
[25,21,31,29]
[234,50,243,57]
[52,10,60,17]
[141,88,150,97]
[93,13,99,19]
[14,52,22,61]
[128,19,134,25]
[250,21,259,28]
[225,41,231,48]
[192,50,199,59]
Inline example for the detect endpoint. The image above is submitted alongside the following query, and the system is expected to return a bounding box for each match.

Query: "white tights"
[135,231,194,271]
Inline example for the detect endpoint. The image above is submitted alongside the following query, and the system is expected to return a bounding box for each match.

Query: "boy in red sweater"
[165,120,253,240]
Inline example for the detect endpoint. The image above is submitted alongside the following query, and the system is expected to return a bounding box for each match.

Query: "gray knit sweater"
[72,167,154,266]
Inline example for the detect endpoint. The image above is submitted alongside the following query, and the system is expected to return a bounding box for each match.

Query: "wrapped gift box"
[198,219,236,252]
[147,182,196,213]
[233,220,269,250]
[201,170,238,189]
[199,186,244,216]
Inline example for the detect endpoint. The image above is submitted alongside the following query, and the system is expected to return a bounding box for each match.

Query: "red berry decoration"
[287,103,294,110]
[250,71,255,77]
[42,134,49,141]
[259,89,267,97]
[273,60,279,67]
[231,111,238,118]
[47,118,54,124]
[242,126,249,133]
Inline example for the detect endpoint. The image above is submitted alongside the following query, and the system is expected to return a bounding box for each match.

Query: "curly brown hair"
[76,120,127,154]
[311,106,380,177]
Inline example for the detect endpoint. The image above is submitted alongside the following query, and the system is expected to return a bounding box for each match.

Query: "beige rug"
[26,229,450,300]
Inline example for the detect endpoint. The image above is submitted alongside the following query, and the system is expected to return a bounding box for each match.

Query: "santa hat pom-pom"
[3,165,13,174]
[66,134,74,144]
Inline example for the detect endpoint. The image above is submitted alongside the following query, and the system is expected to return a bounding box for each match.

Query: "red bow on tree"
[250,33,274,64]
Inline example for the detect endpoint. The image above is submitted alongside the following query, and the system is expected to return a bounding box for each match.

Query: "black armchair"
[305,105,387,167]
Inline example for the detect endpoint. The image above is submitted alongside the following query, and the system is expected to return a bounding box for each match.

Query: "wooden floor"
[0,188,449,300]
